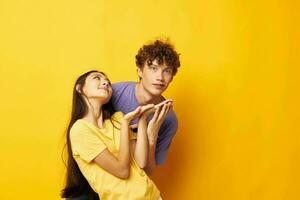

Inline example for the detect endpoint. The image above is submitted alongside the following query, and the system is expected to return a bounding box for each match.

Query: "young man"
[111,39,180,175]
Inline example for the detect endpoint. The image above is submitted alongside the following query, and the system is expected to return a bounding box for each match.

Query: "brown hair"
[61,70,115,199]
[135,39,181,75]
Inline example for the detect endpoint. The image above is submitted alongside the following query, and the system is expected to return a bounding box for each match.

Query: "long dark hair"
[61,70,115,199]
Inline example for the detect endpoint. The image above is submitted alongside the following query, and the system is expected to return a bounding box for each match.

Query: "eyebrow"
[93,74,110,81]
[150,64,173,70]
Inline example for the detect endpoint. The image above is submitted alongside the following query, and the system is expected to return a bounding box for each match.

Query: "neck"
[83,98,105,128]
[135,82,163,105]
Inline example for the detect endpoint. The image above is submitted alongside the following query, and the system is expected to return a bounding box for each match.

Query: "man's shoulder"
[165,109,178,126]
[112,81,136,90]
[111,82,138,112]
[111,81,136,100]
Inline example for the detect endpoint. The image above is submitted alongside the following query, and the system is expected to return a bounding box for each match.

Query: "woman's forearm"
[92,120,132,179]
[134,118,148,168]
[117,119,131,174]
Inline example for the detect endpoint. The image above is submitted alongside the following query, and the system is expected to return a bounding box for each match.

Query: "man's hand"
[147,100,173,144]
[144,99,173,175]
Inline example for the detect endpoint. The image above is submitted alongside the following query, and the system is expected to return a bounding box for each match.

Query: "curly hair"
[135,39,180,75]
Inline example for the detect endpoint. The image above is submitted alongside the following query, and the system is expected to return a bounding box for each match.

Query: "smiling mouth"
[98,87,108,92]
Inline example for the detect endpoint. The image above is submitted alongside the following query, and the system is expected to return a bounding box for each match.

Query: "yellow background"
[0,0,299,199]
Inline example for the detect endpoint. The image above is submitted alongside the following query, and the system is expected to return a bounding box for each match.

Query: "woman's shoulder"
[70,119,90,133]
[112,111,125,122]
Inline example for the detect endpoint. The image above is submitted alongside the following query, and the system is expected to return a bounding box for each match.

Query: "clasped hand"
[123,100,173,144]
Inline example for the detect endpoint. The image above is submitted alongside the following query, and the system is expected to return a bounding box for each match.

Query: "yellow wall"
[0,0,299,199]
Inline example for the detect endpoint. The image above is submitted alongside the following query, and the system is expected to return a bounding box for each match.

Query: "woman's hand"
[139,104,155,120]
[123,106,142,124]
[123,104,155,125]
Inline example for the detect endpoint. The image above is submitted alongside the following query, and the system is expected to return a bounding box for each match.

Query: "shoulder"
[69,120,92,142]
[70,120,87,132]
[111,82,137,106]
[165,109,178,126]
[70,119,97,136]
[111,111,124,122]
[112,81,136,91]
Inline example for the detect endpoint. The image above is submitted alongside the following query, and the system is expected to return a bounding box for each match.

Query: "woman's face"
[82,72,112,104]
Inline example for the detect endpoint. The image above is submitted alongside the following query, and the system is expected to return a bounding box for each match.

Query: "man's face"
[138,59,174,96]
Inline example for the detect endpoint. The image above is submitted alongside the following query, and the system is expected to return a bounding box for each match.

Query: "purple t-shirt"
[111,81,178,165]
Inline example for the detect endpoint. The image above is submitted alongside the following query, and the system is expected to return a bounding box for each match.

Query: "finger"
[132,106,142,114]
[160,102,171,120]
[143,108,156,117]
[164,99,173,104]
[169,101,173,110]
[162,103,171,119]
[131,106,142,117]
[140,104,155,113]
[154,99,171,109]
[157,103,168,122]
[139,105,155,118]
[155,99,173,110]
[150,106,160,123]
[143,104,157,115]
[124,106,141,120]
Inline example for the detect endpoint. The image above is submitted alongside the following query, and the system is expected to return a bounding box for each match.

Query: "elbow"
[119,169,129,179]
[118,166,130,179]
[136,160,147,169]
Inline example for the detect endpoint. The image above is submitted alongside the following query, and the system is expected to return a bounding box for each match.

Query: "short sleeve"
[70,121,107,163]
[155,111,178,165]
[112,111,124,122]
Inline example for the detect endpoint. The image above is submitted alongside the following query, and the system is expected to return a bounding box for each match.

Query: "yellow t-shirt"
[70,112,160,200]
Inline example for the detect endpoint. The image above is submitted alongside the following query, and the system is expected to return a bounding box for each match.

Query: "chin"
[101,98,111,104]
[150,89,164,96]
[99,95,111,102]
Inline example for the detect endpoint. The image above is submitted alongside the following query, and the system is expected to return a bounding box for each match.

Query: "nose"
[156,70,164,82]
[102,81,109,88]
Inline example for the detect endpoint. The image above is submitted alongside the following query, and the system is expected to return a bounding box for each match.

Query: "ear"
[75,84,82,94]
[137,67,143,79]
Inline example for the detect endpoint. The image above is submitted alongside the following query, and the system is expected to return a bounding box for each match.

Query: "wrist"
[121,119,130,126]
[139,115,148,122]
[148,138,157,146]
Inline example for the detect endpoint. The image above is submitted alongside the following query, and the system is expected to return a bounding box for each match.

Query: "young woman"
[61,70,171,200]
